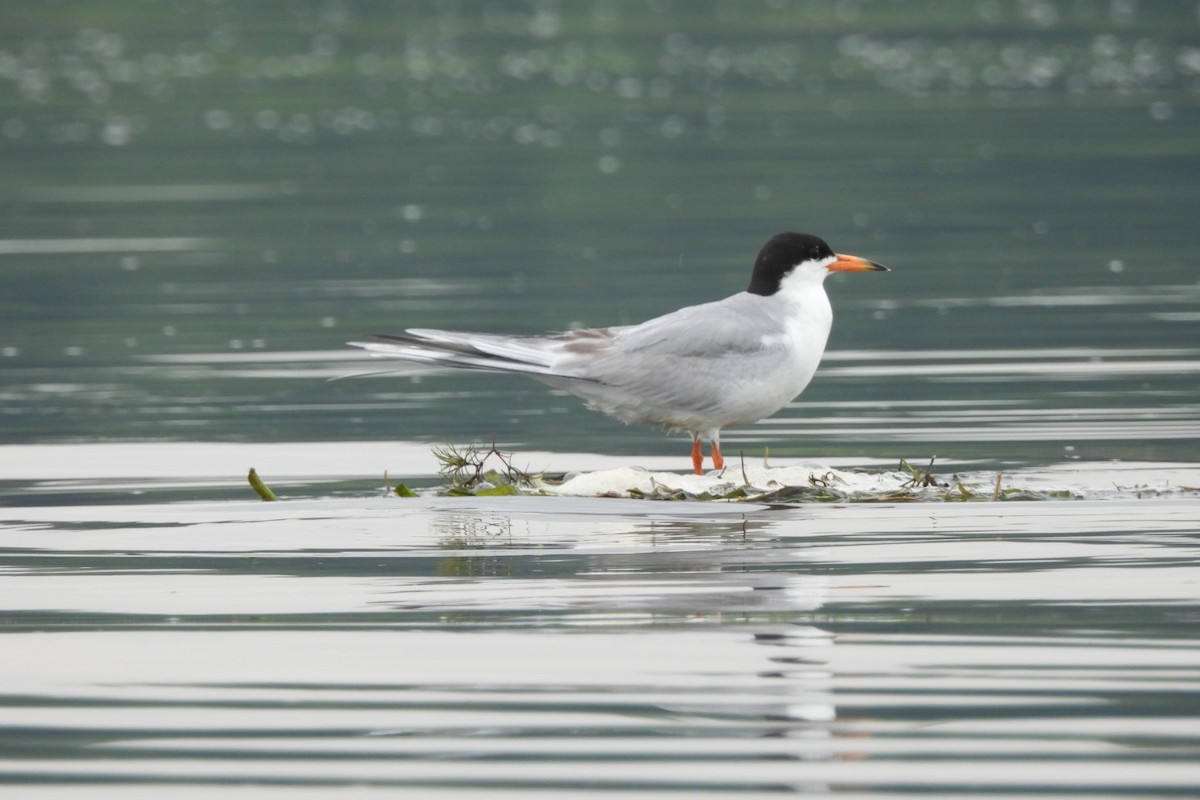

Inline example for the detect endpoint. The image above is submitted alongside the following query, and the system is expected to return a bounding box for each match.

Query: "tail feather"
[349,329,585,380]
[376,329,553,366]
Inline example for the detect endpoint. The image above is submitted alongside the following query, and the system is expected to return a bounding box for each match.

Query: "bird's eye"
[810,246,822,259]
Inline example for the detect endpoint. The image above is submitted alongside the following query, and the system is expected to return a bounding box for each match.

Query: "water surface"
[2,491,1198,795]
[1,2,1198,796]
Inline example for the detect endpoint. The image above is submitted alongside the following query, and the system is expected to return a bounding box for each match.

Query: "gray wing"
[558,293,792,423]
[350,292,804,431]
[351,294,772,381]
[607,293,775,358]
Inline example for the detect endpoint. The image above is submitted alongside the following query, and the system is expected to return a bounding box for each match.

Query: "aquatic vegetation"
[246,467,278,501]
[430,439,536,496]
[240,443,1198,503]
[245,445,1197,503]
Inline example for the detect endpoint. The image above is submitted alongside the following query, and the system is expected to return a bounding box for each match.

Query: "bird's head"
[747,232,889,296]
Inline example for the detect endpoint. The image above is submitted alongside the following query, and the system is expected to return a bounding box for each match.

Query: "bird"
[350,232,889,475]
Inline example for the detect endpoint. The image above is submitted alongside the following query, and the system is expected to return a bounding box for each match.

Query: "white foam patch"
[548,460,1200,502]
[552,462,915,499]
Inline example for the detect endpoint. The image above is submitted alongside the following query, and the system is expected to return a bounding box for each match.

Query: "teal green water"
[2,5,1200,796]
[1,1,1198,464]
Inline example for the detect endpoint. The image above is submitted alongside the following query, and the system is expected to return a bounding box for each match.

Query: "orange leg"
[711,441,724,471]
[691,438,704,475]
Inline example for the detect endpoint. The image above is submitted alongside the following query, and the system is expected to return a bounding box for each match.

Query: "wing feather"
[348,291,808,432]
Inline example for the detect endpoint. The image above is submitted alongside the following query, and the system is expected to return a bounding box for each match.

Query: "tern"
[351,232,889,474]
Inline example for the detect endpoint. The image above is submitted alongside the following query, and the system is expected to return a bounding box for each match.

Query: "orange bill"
[828,253,890,272]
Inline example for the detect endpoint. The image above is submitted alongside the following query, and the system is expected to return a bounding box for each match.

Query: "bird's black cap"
[746,232,835,296]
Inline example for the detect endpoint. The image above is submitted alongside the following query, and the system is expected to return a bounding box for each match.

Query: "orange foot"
[691,438,704,475]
